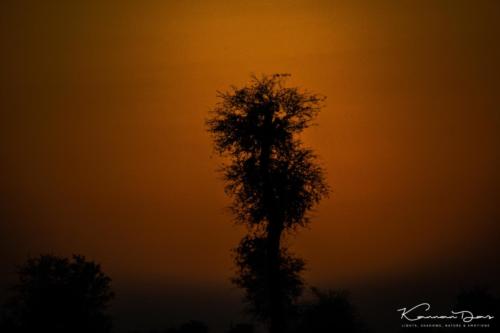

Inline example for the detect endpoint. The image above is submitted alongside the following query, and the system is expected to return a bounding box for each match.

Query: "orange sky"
[1,0,499,312]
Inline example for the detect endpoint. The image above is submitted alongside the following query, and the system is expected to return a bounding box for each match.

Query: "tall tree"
[207,74,328,333]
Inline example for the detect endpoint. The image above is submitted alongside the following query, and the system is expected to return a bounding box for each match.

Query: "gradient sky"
[1,0,499,331]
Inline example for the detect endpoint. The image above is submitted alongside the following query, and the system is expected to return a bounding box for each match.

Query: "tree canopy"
[207,74,328,230]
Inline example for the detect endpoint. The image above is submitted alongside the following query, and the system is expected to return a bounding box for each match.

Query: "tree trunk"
[260,107,286,333]
[267,218,285,333]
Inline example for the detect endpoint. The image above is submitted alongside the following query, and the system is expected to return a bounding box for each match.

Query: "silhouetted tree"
[207,74,328,333]
[294,288,368,333]
[0,254,114,333]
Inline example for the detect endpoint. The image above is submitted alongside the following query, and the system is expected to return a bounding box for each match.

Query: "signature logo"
[397,303,494,323]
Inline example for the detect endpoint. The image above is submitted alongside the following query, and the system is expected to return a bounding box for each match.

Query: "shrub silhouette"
[0,254,114,333]
[294,288,368,333]
[452,287,499,332]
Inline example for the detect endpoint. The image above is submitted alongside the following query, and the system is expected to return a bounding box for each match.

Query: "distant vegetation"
[0,254,114,333]
[2,254,499,332]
